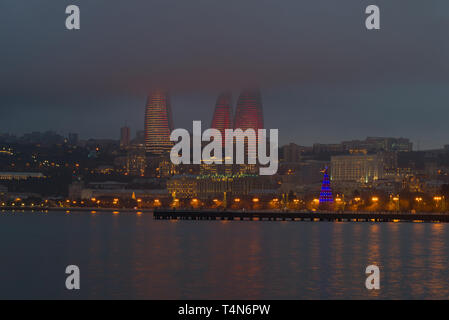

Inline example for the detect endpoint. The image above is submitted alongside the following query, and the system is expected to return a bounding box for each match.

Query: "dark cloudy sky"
[1,0,448,149]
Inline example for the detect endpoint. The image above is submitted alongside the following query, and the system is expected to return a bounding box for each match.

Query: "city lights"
[1,0,449,302]
[1,89,448,216]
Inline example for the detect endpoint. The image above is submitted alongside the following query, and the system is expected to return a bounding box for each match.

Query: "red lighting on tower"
[211,92,233,145]
[233,89,264,159]
[144,90,174,155]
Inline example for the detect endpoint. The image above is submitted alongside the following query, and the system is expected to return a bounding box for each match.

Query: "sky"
[1,0,449,149]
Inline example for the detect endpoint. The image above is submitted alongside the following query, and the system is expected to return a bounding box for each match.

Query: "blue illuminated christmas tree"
[319,167,333,206]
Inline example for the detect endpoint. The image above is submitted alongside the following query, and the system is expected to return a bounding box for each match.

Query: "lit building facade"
[144,90,174,155]
[0,172,45,180]
[233,90,264,161]
[166,175,198,198]
[211,92,233,141]
[157,159,179,178]
[331,154,384,183]
[167,174,275,199]
[126,146,146,176]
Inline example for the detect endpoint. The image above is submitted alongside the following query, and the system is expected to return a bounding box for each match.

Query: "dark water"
[1,210,448,299]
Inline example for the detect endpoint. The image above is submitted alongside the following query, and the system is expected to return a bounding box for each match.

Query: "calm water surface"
[0,210,448,299]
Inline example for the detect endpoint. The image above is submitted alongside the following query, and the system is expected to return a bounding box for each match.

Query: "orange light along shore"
[3,206,449,223]
[0,206,153,214]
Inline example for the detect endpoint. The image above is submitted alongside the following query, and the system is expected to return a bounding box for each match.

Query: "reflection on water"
[0,211,449,299]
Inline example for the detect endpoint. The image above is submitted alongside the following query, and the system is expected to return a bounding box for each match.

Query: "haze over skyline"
[1,0,449,149]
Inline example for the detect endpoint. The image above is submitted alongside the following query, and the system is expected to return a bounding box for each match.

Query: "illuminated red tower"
[233,90,264,158]
[144,90,174,155]
[211,92,233,142]
[234,89,264,133]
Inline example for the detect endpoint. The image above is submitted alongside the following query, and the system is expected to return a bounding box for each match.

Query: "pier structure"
[153,209,449,223]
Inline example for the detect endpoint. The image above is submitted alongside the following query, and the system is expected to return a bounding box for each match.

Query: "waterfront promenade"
[3,206,449,223]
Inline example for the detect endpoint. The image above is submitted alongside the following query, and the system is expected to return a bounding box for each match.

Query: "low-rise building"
[0,172,45,180]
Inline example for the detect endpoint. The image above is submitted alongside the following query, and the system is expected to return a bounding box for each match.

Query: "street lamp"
[392,195,400,211]
[433,196,444,211]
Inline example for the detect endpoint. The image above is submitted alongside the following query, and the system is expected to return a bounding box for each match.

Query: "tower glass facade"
[144,90,174,155]
[211,92,233,139]
[233,90,264,162]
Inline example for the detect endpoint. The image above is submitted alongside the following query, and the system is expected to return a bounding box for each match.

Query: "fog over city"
[1,0,449,148]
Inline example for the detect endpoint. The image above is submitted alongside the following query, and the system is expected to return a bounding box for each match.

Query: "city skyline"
[0,88,440,153]
[0,105,430,154]
[1,1,449,149]
[2,0,449,302]
[2,86,449,150]
[0,85,440,152]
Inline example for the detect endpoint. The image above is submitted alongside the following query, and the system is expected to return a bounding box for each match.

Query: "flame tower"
[234,89,264,133]
[211,92,233,141]
[233,90,264,159]
[144,90,174,155]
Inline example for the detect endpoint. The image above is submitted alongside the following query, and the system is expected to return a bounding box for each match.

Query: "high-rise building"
[120,126,130,147]
[144,90,174,155]
[211,92,233,140]
[233,90,264,162]
[234,89,264,133]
